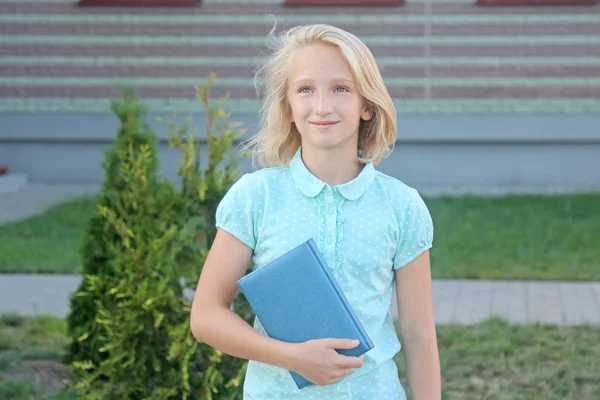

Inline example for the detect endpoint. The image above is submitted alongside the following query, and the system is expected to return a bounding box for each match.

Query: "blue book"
[237,238,374,389]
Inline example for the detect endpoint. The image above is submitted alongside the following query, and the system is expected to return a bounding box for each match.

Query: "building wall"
[3,113,599,193]
[2,0,600,192]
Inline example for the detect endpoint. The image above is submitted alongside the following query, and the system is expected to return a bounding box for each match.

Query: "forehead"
[288,43,355,83]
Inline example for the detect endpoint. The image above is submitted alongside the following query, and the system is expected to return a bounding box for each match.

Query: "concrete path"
[0,183,99,224]
[1,274,599,326]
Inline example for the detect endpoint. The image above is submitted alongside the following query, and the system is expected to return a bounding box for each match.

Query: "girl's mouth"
[311,122,339,128]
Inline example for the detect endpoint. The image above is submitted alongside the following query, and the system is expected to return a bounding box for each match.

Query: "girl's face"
[287,43,372,155]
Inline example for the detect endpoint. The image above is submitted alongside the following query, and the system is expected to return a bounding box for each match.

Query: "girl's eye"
[298,86,349,94]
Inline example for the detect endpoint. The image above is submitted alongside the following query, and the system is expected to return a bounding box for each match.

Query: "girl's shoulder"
[245,164,289,181]
[372,171,434,251]
[227,164,293,198]
[372,170,424,206]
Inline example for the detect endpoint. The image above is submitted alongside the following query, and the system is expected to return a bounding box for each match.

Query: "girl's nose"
[315,93,333,116]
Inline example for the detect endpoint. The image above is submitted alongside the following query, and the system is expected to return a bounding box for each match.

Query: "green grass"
[0,379,37,400]
[0,314,71,400]
[0,314,70,366]
[0,314,598,400]
[0,197,97,274]
[0,193,599,280]
[426,193,600,280]
[395,318,600,400]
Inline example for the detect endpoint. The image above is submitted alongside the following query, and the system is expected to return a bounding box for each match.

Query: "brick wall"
[1,0,599,114]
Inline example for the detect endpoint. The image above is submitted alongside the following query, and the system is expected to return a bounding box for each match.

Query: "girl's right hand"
[287,338,365,386]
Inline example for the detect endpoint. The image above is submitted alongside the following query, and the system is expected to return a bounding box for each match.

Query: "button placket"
[333,195,346,271]
[323,187,337,265]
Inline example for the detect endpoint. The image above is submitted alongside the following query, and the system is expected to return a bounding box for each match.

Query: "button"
[328,207,335,214]
[327,236,334,245]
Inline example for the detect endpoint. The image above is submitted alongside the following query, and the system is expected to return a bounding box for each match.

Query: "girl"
[191,24,441,400]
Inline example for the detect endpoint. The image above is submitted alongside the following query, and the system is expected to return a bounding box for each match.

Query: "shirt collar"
[289,146,375,201]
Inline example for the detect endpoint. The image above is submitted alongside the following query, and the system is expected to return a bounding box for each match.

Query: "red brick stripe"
[3,22,600,37]
[0,64,262,78]
[431,3,599,14]
[3,43,599,58]
[2,85,599,99]
[427,86,600,98]
[3,64,600,79]
[426,65,600,79]
[1,85,252,98]
[0,44,268,57]
[0,1,595,15]
[0,2,425,15]
[428,45,600,57]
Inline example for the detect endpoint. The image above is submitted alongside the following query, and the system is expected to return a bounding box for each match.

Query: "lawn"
[0,197,97,275]
[0,314,598,400]
[396,318,600,400]
[0,314,71,400]
[427,193,600,280]
[0,193,599,280]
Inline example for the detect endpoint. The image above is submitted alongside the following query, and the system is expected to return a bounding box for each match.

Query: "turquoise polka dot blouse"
[215,146,434,399]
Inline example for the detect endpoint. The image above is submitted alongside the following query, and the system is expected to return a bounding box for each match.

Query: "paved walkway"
[0,274,598,326]
[0,183,99,224]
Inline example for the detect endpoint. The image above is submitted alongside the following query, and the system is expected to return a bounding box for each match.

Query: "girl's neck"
[300,145,364,187]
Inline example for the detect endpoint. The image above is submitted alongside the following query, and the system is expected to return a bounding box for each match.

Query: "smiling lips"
[311,121,339,128]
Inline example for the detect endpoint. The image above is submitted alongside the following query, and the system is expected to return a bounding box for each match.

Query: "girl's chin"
[302,139,348,151]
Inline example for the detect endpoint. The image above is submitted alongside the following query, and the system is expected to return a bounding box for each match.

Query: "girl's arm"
[395,250,441,400]
[190,228,294,369]
[190,229,363,386]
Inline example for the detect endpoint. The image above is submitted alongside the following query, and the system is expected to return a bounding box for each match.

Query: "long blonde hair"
[243,23,397,167]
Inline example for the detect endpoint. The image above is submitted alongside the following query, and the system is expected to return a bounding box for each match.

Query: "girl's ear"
[361,105,373,121]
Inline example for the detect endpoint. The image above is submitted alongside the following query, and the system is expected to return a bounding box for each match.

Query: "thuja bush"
[66,75,253,400]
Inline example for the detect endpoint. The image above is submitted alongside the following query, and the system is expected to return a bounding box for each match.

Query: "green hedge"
[66,75,253,400]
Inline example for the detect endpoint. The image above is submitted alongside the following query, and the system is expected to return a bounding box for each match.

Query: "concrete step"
[0,173,28,195]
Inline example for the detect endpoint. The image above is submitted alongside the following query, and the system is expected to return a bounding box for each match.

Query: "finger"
[324,376,344,386]
[330,371,351,384]
[329,368,355,385]
[324,338,360,350]
[337,355,364,369]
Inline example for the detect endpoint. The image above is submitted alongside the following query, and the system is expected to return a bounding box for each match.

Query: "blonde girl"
[191,24,441,400]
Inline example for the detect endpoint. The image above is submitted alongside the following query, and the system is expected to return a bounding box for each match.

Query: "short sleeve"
[215,174,257,249]
[393,188,434,270]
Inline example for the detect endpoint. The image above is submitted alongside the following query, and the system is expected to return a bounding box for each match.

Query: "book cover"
[237,238,374,389]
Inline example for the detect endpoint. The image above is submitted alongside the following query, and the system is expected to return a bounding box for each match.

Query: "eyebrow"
[292,78,354,86]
